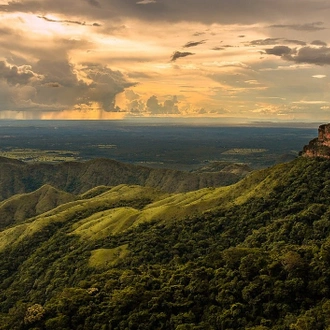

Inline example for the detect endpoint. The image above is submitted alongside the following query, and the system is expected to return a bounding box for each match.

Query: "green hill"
[0,184,77,230]
[2,156,330,329]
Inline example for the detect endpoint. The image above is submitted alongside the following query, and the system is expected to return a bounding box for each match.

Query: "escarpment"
[302,123,330,158]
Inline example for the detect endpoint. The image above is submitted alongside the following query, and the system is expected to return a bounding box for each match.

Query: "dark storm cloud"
[170,51,195,62]
[81,64,136,111]
[38,16,101,27]
[266,45,330,66]
[0,58,135,112]
[183,40,206,48]
[270,22,326,31]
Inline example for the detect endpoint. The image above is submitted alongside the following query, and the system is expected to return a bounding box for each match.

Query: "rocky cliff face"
[302,123,330,158]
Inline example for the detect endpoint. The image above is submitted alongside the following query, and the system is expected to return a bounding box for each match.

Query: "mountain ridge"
[0,156,251,201]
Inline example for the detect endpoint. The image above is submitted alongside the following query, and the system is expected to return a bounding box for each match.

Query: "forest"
[0,155,330,329]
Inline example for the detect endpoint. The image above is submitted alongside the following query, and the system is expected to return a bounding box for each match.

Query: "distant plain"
[0,120,317,170]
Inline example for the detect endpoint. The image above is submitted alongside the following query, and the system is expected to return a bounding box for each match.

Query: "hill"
[0,184,77,230]
[0,157,251,201]
[2,153,330,329]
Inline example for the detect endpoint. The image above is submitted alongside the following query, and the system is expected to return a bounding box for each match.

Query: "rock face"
[302,123,330,158]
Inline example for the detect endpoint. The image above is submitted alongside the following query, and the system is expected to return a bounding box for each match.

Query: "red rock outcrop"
[301,123,330,158]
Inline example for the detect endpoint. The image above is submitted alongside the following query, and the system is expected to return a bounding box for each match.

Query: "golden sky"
[0,0,330,122]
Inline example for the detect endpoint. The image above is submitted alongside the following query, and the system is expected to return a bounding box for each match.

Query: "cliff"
[302,123,330,158]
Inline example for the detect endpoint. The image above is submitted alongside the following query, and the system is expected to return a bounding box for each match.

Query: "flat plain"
[0,120,316,170]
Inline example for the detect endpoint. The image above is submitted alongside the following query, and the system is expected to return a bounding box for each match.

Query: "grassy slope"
[0,184,77,230]
[0,157,302,252]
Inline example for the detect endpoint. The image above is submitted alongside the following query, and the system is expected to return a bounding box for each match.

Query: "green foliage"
[2,157,330,329]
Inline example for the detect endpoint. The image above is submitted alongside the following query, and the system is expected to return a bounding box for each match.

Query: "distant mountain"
[0,157,251,201]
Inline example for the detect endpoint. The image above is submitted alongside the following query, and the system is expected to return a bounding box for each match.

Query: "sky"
[0,0,330,122]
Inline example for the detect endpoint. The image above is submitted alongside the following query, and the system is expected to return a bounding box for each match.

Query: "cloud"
[311,40,327,46]
[183,40,206,48]
[193,32,206,37]
[265,46,292,56]
[0,59,135,112]
[170,51,195,62]
[85,0,101,7]
[0,61,40,85]
[2,0,327,26]
[270,22,326,31]
[81,64,136,111]
[136,0,157,4]
[266,45,330,66]
[146,95,180,114]
[312,75,326,78]
[38,16,101,27]
[250,38,281,46]
[284,39,306,46]
[249,38,306,46]
[290,46,330,65]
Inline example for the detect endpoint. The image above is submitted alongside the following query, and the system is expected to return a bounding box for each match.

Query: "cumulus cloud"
[170,51,195,62]
[146,95,180,114]
[81,64,136,111]
[290,46,330,65]
[0,59,135,112]
[266,45,330,66]
[0,61,40,85]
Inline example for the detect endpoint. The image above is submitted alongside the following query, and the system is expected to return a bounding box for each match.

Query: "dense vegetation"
[1,157,330,329]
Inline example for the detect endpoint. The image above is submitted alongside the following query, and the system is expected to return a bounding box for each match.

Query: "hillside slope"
[0,157,250,201]
[0,184,77,230]
[2,157,330,329]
